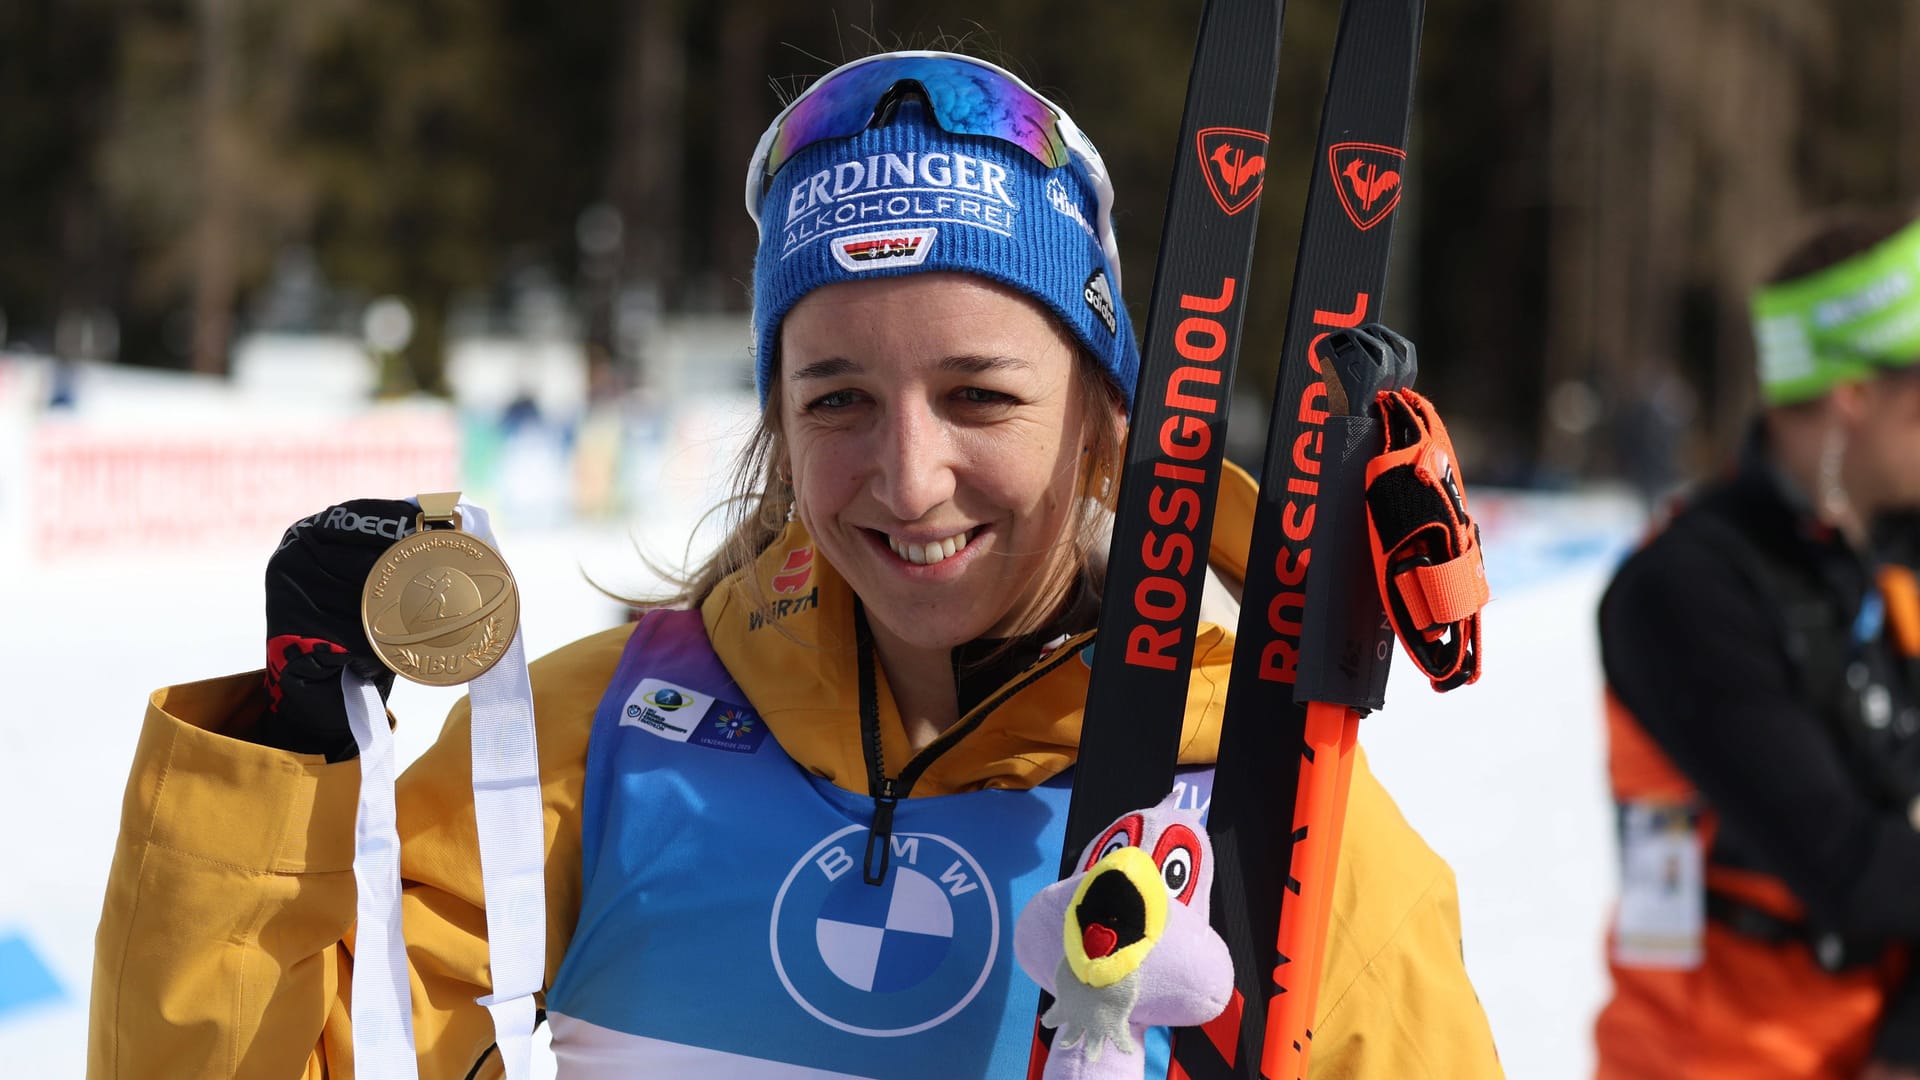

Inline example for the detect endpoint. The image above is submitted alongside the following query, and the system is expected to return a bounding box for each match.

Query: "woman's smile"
[878,526,979,567]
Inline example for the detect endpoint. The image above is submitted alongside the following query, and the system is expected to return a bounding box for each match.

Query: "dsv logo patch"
[831,227,937,272]
[770,826,999,1037]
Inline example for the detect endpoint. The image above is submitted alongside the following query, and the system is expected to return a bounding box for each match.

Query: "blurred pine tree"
[3,0,1915,480]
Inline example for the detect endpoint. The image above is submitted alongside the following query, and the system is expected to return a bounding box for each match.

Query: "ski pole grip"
[1293,325,1413,711]
[1294,413,1394,711]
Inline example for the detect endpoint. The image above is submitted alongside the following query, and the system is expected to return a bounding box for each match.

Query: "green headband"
[1751,216,1920,405]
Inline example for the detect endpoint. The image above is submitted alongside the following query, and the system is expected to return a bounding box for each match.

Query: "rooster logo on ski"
[1197,127,1269,217]
[1328,142,1405,231]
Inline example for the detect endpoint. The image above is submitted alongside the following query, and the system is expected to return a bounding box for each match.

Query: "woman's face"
[779,272,1102,653]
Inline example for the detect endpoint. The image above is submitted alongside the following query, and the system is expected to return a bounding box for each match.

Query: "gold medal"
[361,492,520,687]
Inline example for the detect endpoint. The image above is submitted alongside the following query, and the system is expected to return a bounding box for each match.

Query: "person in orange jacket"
[1596,208,1920,1079]
[87,51,1501,1078]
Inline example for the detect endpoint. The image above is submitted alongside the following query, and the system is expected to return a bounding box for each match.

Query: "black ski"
[1037,4,1282,1068]
[1046,0,1424,1074]
[1056,0,1284,880]
[1175,0,1425,1077]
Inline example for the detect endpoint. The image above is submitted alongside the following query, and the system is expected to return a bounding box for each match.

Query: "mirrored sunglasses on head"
[743,51,1121,281]
[763,54,1070,176]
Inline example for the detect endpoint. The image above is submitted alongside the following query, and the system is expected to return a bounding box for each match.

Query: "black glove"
[260,499,417,761]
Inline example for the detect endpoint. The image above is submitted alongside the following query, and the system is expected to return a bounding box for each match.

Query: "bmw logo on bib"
[771,825,1000,1037]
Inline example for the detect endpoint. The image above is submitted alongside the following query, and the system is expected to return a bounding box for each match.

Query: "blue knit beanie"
[750,100,1138,407]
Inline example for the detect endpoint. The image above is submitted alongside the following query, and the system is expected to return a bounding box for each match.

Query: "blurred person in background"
[1596,208,1920,1079]
[85,51,1499,1077]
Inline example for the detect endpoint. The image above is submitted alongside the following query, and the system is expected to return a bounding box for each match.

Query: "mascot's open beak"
[1064,846,1169,988]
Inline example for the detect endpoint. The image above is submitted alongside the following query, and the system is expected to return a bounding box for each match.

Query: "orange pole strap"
[1262,700,1358,1079]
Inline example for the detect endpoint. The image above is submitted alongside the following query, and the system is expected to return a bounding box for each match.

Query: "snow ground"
[1366,560,1619,1078]
[0,491,1634,1078]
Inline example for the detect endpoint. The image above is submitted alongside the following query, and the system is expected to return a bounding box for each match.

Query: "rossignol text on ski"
[1044,1,1489,1078]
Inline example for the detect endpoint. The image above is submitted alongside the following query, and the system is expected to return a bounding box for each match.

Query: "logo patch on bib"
[621,679,714,740]
[771,826,1000,1036]
[620,678,767,754]
[698,702,768,754]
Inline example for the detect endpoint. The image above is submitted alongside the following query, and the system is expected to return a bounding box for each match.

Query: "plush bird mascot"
[1015,793,1234,1080]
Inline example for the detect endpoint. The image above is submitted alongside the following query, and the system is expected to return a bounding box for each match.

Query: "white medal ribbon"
[342,500,545,1079]
[343,672,421,1080]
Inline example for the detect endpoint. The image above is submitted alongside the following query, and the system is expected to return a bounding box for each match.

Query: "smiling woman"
[87,49,1499,1080]
[776,273,1115,743]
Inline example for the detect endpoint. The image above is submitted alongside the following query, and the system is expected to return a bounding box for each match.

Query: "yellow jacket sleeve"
[87,624,630,1080]
[1310,748,1504,1078]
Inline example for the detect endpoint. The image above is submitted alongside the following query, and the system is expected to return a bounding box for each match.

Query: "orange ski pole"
[1288,706,1362,1078]
[1273,346,1489,1078]
[1261,700,1358,1079]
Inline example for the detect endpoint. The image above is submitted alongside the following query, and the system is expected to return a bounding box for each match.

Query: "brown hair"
[1766,206,1918,285]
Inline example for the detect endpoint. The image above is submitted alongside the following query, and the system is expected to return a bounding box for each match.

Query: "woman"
[88,51,1499,1078]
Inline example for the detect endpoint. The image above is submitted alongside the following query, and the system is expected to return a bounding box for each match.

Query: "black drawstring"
[855,605,897,886]
[848,600,1095,887]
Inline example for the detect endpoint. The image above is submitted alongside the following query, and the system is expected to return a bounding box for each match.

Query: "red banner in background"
[28,410,459,560]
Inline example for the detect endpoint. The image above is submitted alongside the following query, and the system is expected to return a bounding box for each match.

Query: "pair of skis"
[1043,0,1425,1077]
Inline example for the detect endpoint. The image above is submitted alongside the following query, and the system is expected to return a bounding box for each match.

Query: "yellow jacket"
[88,462,1500,1078]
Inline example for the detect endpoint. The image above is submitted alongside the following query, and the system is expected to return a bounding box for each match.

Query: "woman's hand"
[258,499,418,760]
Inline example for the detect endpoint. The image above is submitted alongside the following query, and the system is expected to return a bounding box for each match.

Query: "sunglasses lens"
[765,56,1070,180]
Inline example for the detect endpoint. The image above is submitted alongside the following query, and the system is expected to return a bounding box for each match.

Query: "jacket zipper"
[853,603,1093,885]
